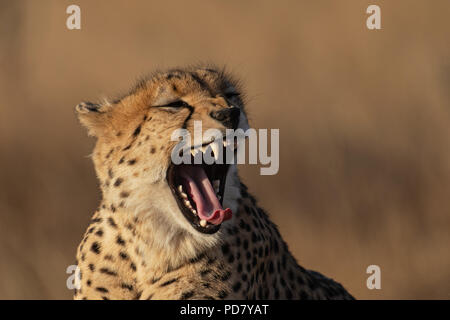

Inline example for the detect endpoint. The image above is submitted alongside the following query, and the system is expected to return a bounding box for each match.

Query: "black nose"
[210,107,241,129]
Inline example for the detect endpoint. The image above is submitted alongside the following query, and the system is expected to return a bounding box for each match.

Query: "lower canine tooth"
[200,219,207,227]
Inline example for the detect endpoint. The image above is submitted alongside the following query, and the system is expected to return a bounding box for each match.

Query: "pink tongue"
[179,165,232,225]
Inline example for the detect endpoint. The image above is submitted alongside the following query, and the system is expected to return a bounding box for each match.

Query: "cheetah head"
[76,67,249,244]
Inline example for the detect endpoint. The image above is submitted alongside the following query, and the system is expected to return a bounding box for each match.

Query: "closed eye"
[155,100,191,112]
[159,100,190,108]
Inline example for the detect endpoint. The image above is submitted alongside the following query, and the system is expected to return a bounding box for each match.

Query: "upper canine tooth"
[201,144,209,154]
[211,141,221,162]
[190,148,199,156]
[178,185,183,192]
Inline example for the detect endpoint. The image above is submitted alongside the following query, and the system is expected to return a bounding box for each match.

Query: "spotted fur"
[74,66,354,300]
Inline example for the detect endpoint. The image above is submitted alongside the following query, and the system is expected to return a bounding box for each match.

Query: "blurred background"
[1,0,449,299]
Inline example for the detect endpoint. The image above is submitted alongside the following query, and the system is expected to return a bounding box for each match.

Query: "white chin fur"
[124,161,241,268]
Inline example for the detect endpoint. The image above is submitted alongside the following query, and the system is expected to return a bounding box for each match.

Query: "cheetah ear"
[75,101,113,137]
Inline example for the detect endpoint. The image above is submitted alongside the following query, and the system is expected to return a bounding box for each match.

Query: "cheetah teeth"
[188,138,237,162]
[213,180,220,193]
[177,184,207,227]
[178,185,197,215]
[211,142,220,161]
[190,148,200,157]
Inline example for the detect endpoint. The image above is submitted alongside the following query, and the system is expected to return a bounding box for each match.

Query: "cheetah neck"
[80,182,352,299]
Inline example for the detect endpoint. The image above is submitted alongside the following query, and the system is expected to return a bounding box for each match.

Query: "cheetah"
[74,66,354,300]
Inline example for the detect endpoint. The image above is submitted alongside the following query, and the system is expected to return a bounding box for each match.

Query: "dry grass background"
[0,0,449,299]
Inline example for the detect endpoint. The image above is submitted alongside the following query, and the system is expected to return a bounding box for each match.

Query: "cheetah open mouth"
[167,140,236,234]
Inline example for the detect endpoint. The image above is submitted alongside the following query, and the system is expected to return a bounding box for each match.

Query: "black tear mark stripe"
[181,104,195,129]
